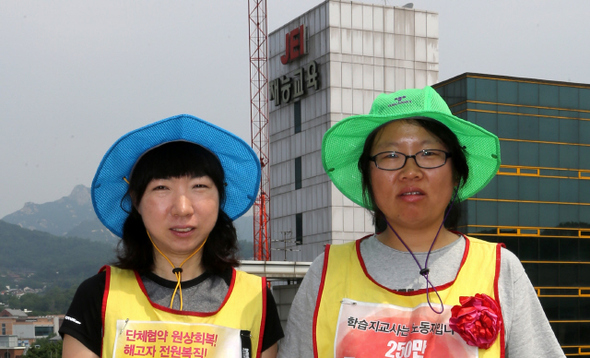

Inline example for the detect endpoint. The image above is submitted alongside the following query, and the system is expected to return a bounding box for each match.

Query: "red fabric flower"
[449,293,502,349]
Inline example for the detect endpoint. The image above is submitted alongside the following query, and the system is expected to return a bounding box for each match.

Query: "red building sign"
[271,25,320,106]
[281,25,306,64]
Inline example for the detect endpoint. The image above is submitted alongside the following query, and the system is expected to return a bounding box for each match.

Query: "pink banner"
[334,299,477,358]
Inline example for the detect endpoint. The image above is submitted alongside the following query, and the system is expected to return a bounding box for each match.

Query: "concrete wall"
[269,0,439,262]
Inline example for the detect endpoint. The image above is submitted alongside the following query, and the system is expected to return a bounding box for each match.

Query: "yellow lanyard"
[147,230,208,310]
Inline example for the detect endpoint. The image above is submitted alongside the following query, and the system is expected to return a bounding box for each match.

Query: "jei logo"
[281,25,306,64]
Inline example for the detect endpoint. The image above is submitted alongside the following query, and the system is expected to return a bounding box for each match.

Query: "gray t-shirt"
[278,235,565,358]
[142,271,229,312]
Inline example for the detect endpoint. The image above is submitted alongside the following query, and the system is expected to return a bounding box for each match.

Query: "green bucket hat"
[322,86,501,207]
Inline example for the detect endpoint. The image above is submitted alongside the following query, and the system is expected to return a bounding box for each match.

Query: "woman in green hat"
[60,114,282,358]
[278,87,563,357]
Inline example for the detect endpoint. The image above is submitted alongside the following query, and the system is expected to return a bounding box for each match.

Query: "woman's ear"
[129,191,141,215]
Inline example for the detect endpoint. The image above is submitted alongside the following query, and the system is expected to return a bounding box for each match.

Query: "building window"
[34,326,53,337]
[1,323,5,335]
[296,213,303,245]
[294,100,301,133]
[295,156,302,190]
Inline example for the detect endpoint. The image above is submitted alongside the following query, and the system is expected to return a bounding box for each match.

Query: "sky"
[2,0,590,218]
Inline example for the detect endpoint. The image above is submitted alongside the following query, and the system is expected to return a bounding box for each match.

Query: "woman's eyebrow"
[373,139,440,151]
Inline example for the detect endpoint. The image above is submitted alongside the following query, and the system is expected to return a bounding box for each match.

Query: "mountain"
[0,220,115,290]
[65,219,119,244]
[2,185,117,244]
[2,184,253,247]
[0,186,256,314]
[0,219,253,315]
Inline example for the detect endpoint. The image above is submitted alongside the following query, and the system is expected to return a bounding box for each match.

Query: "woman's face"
[369,120,456,230]
[137,175,219,259]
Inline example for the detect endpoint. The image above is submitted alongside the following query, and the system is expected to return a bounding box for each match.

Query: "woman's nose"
[399,156,422,179]
[171,195,194,216]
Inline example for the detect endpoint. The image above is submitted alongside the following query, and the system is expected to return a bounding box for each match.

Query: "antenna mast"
[248,0,271,260]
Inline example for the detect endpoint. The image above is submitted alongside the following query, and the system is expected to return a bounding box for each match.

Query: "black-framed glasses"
[370,149,452,171]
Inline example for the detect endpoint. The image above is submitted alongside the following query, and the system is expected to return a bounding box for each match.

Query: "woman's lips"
[401,191,422,196]
[171,227,194,233]
[398,188,425,202]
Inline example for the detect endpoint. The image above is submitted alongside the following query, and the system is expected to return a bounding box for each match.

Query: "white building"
[268,0,440,262]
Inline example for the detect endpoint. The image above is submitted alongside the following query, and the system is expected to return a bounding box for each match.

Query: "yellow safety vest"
[314,235,505,358]
[101,266,266,358]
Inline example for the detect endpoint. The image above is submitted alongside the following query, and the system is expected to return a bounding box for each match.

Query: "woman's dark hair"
[114,141,240,274]
[358,117,469,232]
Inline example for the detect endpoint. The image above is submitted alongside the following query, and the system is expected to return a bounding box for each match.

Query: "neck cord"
[146,230,208,310]
[384,187,459,314]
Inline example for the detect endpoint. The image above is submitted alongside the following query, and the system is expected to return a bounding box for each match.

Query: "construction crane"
[248,0,271,261]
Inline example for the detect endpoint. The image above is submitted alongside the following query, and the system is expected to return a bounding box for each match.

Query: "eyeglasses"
[370,149,452,171]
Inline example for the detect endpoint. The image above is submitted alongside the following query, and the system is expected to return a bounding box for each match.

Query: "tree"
[22,336,62,358]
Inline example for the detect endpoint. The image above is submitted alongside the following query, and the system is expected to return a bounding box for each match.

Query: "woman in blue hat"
[279,87,563,357]
[60,115,282,358]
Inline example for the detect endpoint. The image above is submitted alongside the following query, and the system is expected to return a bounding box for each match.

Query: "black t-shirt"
[59,268,284,355]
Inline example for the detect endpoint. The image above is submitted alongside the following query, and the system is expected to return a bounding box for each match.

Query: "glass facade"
[34,325,53,337]
[436,74,590,356]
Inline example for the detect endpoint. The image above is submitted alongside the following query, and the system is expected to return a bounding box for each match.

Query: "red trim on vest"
[313,244,332,358]
[99,265,111,357]
[127,268,238,317]
[256,277,268,358]
[495,243,506,358]
[355,234,471,296]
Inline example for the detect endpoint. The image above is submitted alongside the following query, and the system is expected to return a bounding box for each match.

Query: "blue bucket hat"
[91,114,261,238]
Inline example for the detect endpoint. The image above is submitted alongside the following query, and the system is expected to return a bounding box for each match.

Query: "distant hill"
[0,219,253,315]
[2,185,118,244]
[2,185,254,246]
[0,186,256,314]
[0,220,115,290]
[65,218,119,244]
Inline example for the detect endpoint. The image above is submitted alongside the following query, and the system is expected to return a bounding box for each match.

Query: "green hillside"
[0,217,253,314]
[0,220,116,290]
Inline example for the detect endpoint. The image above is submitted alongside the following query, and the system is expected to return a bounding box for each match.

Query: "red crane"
[248,0,271,260]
